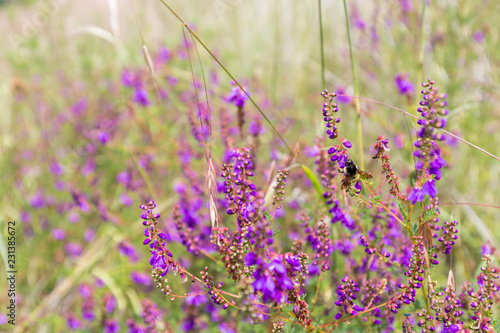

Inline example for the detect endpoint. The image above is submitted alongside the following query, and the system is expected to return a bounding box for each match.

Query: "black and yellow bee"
[340,159,373,191]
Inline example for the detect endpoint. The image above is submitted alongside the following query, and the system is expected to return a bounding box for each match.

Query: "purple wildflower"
[226,81,249,108]
[64,242,83,257]
[155,46,171,67]
[51,228,66,240]
[30,191,45,208]
[408,186,425,204]
[104,319,119,333]
[50,161,64,175]
[118,241,139,262]
[334,276,363,320]
[185,285,207,306]
[103,293,116,313]
[117,171,132,188]
[66,314,82,330]
[335,86,352,104]
[421,179,437,198]
[133,88,150,107]
[121,69,138,88]
[131,271,152,286]
[394,73,414,96]
[71,98,88,116]
[84,229,95,242]
[68,211,80,223]
[168,76,179,85]
[473,31,484,43]
[97,131,110,145]
[409,79,448,203]
[119,192,133,206]
[320,89,341,140]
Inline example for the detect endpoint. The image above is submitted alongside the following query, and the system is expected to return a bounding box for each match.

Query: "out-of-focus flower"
[64,242,83,257]
[394,73,414,96]
[335,86,352,104]
[473,31,484,43]
[226,81,249,108]
[133,88,150,107]
[51,228,66,240]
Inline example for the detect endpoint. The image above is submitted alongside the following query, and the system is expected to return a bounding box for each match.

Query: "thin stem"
[182,27,207,145]
[318,0,326,89]
[158,0,293,155]
[320,293,400,328]
[342,0,364,170]
[440,202,500,209]
[311,276,323,313]
[363,182,406,228]
[417,0,427,89]
[344,94,500,162]
[406,205,431,314]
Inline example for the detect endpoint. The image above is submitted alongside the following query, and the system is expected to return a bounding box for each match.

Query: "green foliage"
[2,0,500,331]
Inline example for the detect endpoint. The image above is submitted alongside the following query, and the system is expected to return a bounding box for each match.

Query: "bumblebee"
[341,159,373,191]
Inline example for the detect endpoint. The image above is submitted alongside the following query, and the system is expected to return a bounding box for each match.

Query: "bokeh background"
[1,0,500,331]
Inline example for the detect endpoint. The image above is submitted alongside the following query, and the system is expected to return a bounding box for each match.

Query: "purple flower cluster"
[408,79,448,204]
[221,148,257,219]
[10,13,500,330]
[245,253,299,303]
[320,89,341,140]
[301,216,333,272]
[394,73,415,96]
[121,68,151,107]
[140,201,185,281]
[334,276,364,320]
[226,81,249,108]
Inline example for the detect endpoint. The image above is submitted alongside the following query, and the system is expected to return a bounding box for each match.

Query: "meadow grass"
[1,0,500,332]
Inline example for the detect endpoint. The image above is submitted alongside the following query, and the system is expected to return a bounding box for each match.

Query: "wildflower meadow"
[1,1,500,332]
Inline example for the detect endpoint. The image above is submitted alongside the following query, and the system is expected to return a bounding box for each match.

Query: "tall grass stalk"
[418,0,427,91]
[342,0,364,170]
[158,0,293,155]
[318,0,325,89]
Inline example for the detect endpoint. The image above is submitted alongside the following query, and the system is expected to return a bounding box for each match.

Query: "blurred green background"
[1,0,500,331]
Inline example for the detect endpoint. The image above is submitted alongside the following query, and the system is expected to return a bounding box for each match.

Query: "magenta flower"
[155,46,171,67]
[79,284,92,298]
[116,171,132,188]
[51,228,66,240]
[226,81,249,108]
[104,319,119,333]
[407,186,425,204]
[97,131,110,145]
[66,314,82,330]
[121,69,139,88]
[30,191,45,208]
[68,211,80,224]
[103,293,116,313]
[394,73,414,96]
[118,241,139,262]
[133,88,150,107]
[185,285,207,306]
[335,86,352,104]
[119,193,133,206]
[130,271,152,286]
[71,98,88,116]
[421,179,437,198]
[167,76,179,85]
[50,162,64,175]
[64,242,83,257]
[84,229,95,242]
[473,31,484,43]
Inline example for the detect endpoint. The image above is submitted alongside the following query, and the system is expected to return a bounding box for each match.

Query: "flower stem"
[318,0,326,89]
[342,0,364,170]
[158,0,293,155]
[417,0,427,91]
